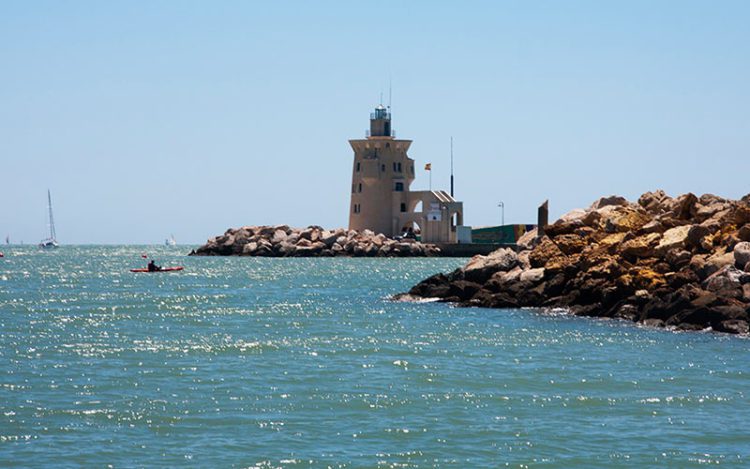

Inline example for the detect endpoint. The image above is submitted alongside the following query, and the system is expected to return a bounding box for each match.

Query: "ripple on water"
[0,246,749,467]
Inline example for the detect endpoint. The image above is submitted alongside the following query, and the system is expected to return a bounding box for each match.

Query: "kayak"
[130,266,184,273]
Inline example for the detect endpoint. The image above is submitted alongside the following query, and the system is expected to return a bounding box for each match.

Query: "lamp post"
[498,202,505,227]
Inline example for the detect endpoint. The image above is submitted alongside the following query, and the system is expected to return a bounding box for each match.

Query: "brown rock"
[516,228,540,249]
[519,268,545,284]
[638,220,666,234]
[716,320,749,335]
[654,225,691,256]
[642,318,666,328]
[630,267,666,290]
[552,234,588,255]
[619,233,661,258]
[686,224,711,249]
[638,190,671,215]
[591,195,629,210]
[529,237,566,269]
[702,251,735,279]
[734,241,750,268]
[665,249,692,269]
[670,193,698,220]
[602,207,651,233]
[598,232,627,248]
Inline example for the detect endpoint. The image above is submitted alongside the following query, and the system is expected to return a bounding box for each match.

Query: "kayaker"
[147,260,161,272]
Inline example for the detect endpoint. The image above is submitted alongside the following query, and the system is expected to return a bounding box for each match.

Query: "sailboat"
[39,190,59,249]
[165,234,177,246]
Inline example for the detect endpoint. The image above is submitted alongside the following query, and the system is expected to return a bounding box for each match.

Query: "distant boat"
[4,235,8,245]
[165,234,177,246]
[39,190,59,249]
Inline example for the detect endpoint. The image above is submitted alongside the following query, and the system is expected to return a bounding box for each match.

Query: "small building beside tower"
[348,105,467,243]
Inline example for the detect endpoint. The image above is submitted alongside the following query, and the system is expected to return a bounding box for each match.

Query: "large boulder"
[271,229,288,244]
[590,195,629,210]
[738,224,750,242]
[462,248,518,283]
[516,228,539,249]
[654,225,691,256]
[734,242,750,269]
[619,233,661,258]
[528,237,566,269]
[669,193,699,220]
[601,206,651,233]
[702,251,735,279]
[703,266,745,298]
[638,190,671,215]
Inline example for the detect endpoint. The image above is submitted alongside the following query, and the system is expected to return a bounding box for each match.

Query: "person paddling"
[147,259,162,272]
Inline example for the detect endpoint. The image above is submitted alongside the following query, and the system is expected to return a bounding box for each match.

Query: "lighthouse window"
[395,182,404,192]
[356,162,360,172]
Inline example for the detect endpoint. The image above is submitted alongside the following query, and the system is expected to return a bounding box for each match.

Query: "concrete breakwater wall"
[189,225,441,257]
[404,191,750,335]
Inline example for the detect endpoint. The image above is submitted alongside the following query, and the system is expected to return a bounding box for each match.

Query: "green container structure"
[471,225,535,244]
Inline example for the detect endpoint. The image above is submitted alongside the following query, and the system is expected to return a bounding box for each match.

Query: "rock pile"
[189,225,441,257]
[405,191,750,334]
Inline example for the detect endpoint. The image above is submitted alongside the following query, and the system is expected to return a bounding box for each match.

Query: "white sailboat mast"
[47,189,57,241]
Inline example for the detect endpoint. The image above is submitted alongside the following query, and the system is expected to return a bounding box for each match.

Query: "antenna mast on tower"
[450,137,454,198]
[388,78,392,110]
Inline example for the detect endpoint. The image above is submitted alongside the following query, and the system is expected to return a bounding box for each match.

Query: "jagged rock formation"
[189,225,441,257]
[404,191,750,334]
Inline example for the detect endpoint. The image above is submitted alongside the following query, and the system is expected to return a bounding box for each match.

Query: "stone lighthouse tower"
[348,105,415,236]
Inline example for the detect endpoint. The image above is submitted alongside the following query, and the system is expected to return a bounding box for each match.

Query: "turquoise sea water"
[0,246,749,468]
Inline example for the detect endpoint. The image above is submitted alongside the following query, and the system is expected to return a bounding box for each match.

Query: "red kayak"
[130,266,184,273]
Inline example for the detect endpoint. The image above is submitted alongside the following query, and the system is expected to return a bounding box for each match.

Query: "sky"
[1,1,749,244]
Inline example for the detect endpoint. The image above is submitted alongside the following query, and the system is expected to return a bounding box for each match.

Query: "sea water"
[0,246,748,468]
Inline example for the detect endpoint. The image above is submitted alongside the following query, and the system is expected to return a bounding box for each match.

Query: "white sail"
[39,189,59,249]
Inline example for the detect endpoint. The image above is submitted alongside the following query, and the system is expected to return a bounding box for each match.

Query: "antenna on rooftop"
[388,77,392,110]
[450,136,455,198]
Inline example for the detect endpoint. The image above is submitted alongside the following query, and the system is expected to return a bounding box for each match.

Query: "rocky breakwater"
[189,225,441,257]
[405,191,750,334]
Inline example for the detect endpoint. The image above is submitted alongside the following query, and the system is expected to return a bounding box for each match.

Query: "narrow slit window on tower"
[392,162,396,172]
[381,164,386,172]
[400,203,406,212]
[397,162,402,172]
[358,183,362,193]
[356,162,360,172]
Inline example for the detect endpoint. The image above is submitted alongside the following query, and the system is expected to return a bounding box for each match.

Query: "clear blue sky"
[1,1,748,244]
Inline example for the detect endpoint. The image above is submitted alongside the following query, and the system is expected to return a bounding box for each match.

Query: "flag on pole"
[424,163,431,171]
